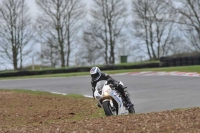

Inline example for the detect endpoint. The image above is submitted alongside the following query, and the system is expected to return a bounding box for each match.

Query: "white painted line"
[140,71,152,74]
[83,95,93,98]
[155,72,168,75]
[50,92,93,98]
[0,75,90,82]
[51,92,67,95]
[0,77,67,81]
[126,71,200,78]
[113,73,128,75]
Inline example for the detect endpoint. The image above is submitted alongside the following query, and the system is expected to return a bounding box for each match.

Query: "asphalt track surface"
[0,74,200,113]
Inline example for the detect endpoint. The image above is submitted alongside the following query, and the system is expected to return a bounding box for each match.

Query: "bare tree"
[117,38,131,57]
[168,35,190,55]
[170,0,200,53]
[36,0,85,67]
[84,0,128,65]
[0,0,34,70]
[43,37,60,68]
[131,0,177,60]
[78,30,104,66]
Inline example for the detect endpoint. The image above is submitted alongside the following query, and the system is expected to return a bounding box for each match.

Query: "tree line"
[0,0,199,70]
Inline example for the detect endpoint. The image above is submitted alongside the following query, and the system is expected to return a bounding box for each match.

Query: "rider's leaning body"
[91,72,113,89]
[90,67,134,108]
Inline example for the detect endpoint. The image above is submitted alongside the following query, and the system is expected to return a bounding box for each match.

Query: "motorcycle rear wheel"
[102,101,116,116]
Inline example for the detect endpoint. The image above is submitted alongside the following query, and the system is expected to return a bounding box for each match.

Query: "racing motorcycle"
[94,80,135,116]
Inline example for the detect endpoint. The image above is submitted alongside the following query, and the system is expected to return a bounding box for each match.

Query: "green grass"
[0,89,58,96]
[0,89,105,124]
[115,60,159,66]
[0,72,89,80]
[1,89,88,99]
[95,60,160,67]
[104,65,200,73]
[66,94,85,98]
[137,65,200,72]
[0,60,159,73]
[0,65,200,80]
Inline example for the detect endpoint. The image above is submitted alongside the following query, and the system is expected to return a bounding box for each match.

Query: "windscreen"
[95,80,106,92]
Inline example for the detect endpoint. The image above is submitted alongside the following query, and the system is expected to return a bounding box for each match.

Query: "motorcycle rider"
[90,66,134,108]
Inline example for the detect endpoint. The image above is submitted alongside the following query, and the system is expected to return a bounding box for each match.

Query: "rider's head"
[90,67,101,81]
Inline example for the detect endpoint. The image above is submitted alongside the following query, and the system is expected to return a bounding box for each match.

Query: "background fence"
[160,56,200,67]
[1,55,200,78]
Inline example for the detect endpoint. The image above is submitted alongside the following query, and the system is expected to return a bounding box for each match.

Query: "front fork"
[102,98,116,111]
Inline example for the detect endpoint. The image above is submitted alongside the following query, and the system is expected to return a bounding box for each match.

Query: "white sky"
[0,0,133,70]
[27,0,38,18]
[27,0,93,17]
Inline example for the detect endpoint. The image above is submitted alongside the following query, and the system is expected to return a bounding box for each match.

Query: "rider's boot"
[124,95,134,109]
[116,84,134,109]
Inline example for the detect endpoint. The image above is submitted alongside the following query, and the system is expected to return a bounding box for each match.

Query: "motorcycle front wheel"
[102,101,117,116]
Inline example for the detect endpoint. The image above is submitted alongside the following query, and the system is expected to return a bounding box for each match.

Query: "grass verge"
[0,89,199,133]
[0,65,200,80]
[0,89,104,128]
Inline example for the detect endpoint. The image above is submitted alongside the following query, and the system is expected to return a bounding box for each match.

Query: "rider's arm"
[91,80,96,98]
[101,73,113,80]
[102,73,119,86]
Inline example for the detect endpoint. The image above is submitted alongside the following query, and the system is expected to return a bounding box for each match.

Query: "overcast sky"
[28,0,37,16]
[0,0,132,70]
[0,0,94,69]
[27,0,93,18]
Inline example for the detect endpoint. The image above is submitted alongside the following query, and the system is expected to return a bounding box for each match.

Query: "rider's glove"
[112,81,119,87]
[107,78,119,87]
[107,78,114,84]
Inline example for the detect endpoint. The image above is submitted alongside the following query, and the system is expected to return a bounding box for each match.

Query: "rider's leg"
[116,84,134,107]
[124,95,134,107]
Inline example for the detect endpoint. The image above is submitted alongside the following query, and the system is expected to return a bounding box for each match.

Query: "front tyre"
[102,101,116,116]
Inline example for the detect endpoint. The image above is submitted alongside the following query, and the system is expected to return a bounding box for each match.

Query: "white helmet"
[90,67,101,81]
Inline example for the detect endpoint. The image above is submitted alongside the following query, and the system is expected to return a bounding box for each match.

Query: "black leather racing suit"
[91,72,126,98]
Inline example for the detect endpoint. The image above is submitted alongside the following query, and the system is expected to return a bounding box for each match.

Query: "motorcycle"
[94,80,135,116]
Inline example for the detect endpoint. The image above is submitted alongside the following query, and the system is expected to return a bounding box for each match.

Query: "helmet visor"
[91,73,99,81]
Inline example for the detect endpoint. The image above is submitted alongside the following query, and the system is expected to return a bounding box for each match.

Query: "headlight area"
[103,90,111,96]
